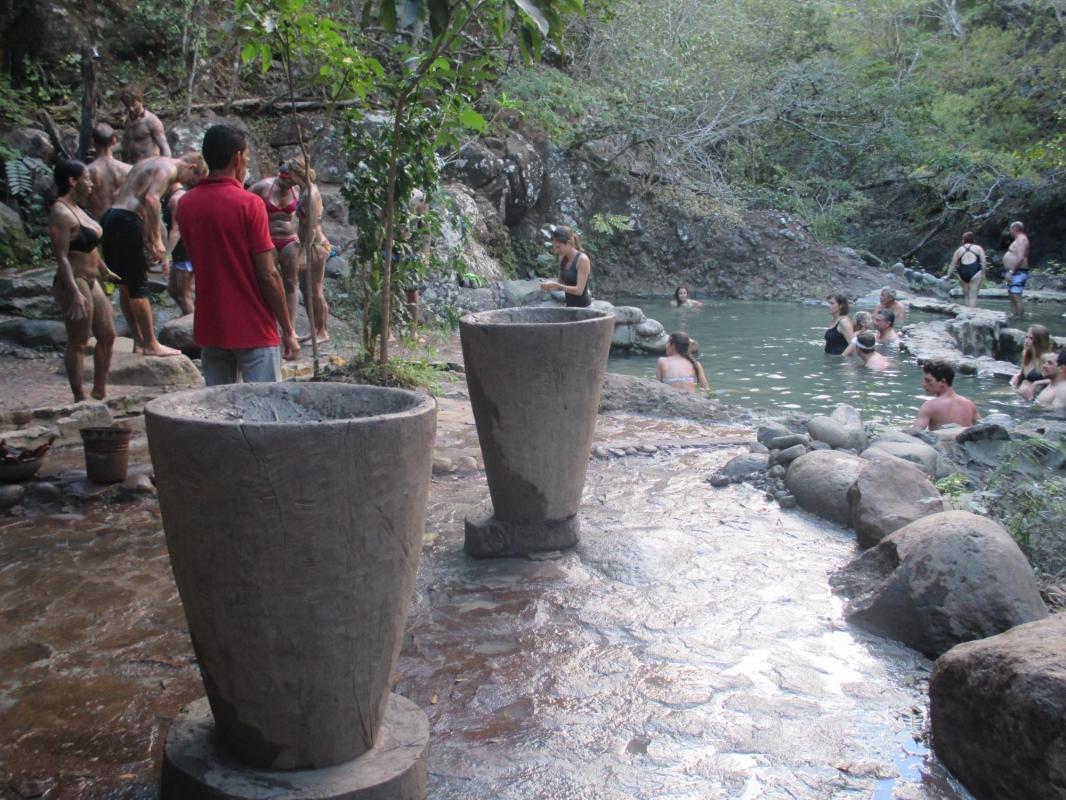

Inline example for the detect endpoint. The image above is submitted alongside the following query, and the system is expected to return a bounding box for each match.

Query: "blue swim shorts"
[1008,270,1028,295]
[172,261,193,273]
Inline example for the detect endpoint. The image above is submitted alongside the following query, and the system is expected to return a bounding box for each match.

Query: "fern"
[2,155,47,198]
[589,213,634,236]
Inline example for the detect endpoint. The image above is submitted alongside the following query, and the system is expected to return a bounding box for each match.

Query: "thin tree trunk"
[78,46,96,161]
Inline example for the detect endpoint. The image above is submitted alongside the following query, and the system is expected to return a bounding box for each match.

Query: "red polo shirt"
[176,176,279,349]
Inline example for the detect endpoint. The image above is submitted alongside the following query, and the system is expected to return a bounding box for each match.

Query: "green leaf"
[511,0,549,36]
[458,107,487,132]
[240,42,257,65]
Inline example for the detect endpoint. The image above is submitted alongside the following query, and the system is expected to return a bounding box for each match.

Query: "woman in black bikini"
[824,293,854,355]
[540,225,591,307]
[946,232,987,308]
[1011,324,1051,400]
[48,160,115,402]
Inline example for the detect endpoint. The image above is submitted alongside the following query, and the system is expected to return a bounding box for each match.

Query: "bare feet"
[72,391,88,403]
[141,343,182,357]
[299,333,331,345]
[90,388,108,401]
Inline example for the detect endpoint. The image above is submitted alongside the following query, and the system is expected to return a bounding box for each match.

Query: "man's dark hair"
[875,308,895,327]
[1058,350,1066,368]
[92,123,117,149]
[922,360,955,386]
[201,125,247,171]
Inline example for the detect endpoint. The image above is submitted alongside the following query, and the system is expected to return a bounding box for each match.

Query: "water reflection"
[610,299,1049,425]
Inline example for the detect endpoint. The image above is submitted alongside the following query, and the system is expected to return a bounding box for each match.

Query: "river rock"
[784,450,867,526]
[55,401,112,439]
[91,352,202,387]
[930,614,1066,800]
[0,201,35,270]
[611,306,645,325]
[955,422,1010,444]
[768,433,810,450]
[168,117,260,182]
[830,511,1048,657]
[501,278,549,308]
[757,422,792,445]
[599,373,727,422]
[847,460,943,548]
[807,415,864,452]
[715,453,770,482]
[158,314,197,354]
[0,319,67,348]
[862,438,940,477]
[0,484,25,509]
[773,443,807,465]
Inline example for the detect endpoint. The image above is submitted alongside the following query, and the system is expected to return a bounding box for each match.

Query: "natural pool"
[607,298,1063,427]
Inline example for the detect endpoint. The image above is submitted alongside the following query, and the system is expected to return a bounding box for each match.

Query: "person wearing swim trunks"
[86,123,131,221]
[1004,221,1030,320]
[120,86,170,163]
[284,158,332,345]
[163,183,194,315]
[657,331,710,392]
[946,231,987,308]
[101,152,207,356]
[49,160,115,402]
[249,167,303,326]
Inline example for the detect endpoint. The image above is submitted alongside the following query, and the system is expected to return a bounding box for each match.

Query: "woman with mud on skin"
[284,158,331,345]
[1011,324,1052,400]
[657,331,710,393]
[49,160,116,403]
[945,231,988,308]
[824,292,854,355]
[540,225,591,307]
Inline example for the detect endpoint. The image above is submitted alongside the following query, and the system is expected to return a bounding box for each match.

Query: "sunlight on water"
[609,298,1057,426]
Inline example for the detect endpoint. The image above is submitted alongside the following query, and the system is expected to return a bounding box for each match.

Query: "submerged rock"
[831,511,1048,657]
[930,614,1066,800]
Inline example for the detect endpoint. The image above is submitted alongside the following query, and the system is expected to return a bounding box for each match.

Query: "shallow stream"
[608,298,1064,426]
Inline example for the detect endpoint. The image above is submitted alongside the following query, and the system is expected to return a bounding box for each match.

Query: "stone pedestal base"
[464,504,579,558]
[161,694,429,800]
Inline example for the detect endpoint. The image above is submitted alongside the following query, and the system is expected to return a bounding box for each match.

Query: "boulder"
[54,401,112,439]
[0,319,67,348]
[168,117,260,183]
[773,443,807,465]
[501,279,550,308]
[0,484,25,509]
[599,373,727,422]
[955,422,1011,444]
[784,450,867,526]
[831,511,1048,657]
[863,437,940,477]
[807,409,865,452]
[87,352,202,387]
[0,201,35,270]
[930,614,1066,800]
[757,422,792,445]
[611,306,645,325]
[847,460,944,548]
[715,453,770,481]
[158,314,197,355]
[768,433,810,450]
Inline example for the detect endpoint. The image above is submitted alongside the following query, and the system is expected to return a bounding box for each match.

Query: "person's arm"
[149,113,171,157]
[913,400,933,431]
[48,207,86,320]
[696,361,710,391]
[656,357,666,384]
[979,246,989,270]
[842,338,857,358]
[1010,370,1023,389]
[252,249,300,360]
[946,248,961,276]
[1022,379,1050,402]
[557,253,590,297]
[837,316,855,342]
[164,194,181,258]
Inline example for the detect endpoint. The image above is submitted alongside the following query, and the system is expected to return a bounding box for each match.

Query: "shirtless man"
[120,87,171,163]
[875,287,907,326]
[1032,351,1066,413]
[249,168,302,324]
[874,308,899,344]
[1004,221,1030,320]
[854,332,892,371]
[86,123,131,220]
[101,153,207,356]
[913,360,981,431]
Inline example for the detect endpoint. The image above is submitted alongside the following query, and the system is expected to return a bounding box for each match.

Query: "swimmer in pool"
[657,331,710,392]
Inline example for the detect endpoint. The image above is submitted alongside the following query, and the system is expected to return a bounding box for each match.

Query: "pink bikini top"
[264,179,298,215]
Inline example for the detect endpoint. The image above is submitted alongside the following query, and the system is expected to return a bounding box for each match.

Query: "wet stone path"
[0,419,971,799]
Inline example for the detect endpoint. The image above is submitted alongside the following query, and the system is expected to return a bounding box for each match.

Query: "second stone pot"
[460,307,614,557]
[145,383,436,772]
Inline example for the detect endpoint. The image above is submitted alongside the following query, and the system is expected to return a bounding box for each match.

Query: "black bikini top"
[69,224,101,253]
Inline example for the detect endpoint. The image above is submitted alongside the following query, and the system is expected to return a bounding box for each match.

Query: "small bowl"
[0,456,45,483]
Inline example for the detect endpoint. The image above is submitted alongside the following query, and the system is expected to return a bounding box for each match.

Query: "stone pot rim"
[461,307,614,328]
[145,382,436,428]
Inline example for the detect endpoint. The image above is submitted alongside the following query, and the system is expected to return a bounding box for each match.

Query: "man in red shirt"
[176,125,299,385]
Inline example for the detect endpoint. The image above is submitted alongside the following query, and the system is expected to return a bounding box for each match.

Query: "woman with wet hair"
[657,331,710,392]
[284,158,331,345]
[946,231,987,308]
[540,225,591,307]
[1011,324,1052,400]
[48,159,115,402]
[824,292,854,355]
[672,285,703,308]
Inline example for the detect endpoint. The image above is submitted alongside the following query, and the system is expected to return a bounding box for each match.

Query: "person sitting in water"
[672,285,703,308]
[853,331,892,371]
[657,331,710,392]
[841,311,873,358]
[913,360,981,431]
[875,287,907,326]
[874,308,899,344]
[824,292,854,355]
[1033,351,1066,412]
[945,231,987,308]
[1010,324,1051,401]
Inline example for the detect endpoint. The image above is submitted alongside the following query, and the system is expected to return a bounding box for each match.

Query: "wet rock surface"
[0,418,970,798]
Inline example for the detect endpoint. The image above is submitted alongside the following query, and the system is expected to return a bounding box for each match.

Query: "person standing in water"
[1004,221,1030,320]
[540,225,591,307]
[824,293,854,355]
[657,331,710,392]
[945,231,987,308]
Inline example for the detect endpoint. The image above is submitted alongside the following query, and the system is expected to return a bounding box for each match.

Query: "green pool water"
[607,298,1061,427]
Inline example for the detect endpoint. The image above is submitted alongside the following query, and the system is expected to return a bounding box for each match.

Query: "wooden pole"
[78,46,96,161]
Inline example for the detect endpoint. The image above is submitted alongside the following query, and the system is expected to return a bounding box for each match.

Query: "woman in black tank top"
[540,225,591,307]
[824,292,854,355]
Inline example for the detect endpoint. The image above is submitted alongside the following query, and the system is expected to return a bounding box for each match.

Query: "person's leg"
[404,287,420,339]
[126,278,180,357]
[279,243,300,327]
[234,346,281,383]
[89,281,115,400]
[200,347,238,386]
[966,272,981,307]
[54,279,93,402]
[168,263,194,315]
[303,242,330,343]
[117,285,142,351]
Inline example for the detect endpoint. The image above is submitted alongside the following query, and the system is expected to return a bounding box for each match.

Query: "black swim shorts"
[101,208,151,299]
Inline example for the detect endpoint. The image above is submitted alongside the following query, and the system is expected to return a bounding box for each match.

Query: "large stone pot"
[460,307,614,557]
[145,383,436,775]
